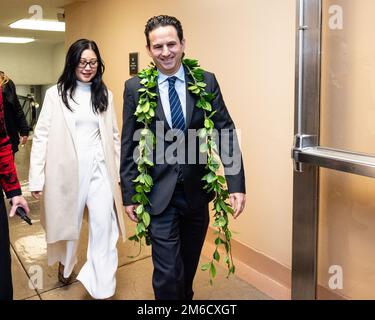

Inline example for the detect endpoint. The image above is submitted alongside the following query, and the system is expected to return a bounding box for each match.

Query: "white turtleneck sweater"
[72,81,101,146]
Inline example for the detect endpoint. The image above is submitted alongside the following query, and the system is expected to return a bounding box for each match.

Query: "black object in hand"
[9,201,32,225]
[16,206,32,225]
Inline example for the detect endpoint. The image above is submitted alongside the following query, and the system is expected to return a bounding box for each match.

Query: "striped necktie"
[168,76,185,131]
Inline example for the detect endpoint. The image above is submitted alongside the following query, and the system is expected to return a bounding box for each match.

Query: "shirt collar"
[158,63,185,85]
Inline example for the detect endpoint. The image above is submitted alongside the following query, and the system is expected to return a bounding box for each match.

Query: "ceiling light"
[0,36,35,44]
[9,19,65,32]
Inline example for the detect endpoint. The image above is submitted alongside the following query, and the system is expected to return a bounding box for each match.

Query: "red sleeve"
[0,86,21,198]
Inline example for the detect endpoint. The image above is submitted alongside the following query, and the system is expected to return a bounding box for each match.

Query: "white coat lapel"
[98,111,107,156]
[60,97,77,154]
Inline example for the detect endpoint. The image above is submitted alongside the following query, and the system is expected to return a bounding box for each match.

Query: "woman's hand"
[31,191,42,200]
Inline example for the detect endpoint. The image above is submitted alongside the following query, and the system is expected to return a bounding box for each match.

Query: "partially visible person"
[28,39,126,299]
[0,71,29,154]
[0,85,30,300]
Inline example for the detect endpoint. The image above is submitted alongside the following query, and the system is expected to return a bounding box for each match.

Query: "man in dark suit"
[120,15,246,300]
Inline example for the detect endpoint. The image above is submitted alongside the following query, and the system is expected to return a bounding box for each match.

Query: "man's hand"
[229,193,246,219]
[31,191,42,200]
[125,205,139,222]
[9,195,30,218]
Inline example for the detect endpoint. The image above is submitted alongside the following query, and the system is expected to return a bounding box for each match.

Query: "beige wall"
[52,42,65,83]
[0,42,64,85]
[65,0,296,270]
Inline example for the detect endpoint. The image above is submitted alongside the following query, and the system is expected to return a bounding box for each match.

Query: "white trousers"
[60,143,119,299]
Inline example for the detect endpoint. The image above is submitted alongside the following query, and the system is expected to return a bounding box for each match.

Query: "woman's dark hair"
[144,15,184,47]
[57,39,108,113]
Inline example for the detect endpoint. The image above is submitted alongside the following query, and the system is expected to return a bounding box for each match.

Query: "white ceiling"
[0,0,84,44]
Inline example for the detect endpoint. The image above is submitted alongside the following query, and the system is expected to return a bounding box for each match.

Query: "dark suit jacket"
[2,80,29,153]
[120,68,245,215]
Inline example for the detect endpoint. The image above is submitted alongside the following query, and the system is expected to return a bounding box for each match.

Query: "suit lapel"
[184,70,195,129]
[98,111,106,148]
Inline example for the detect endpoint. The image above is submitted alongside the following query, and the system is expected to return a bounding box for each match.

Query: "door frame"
[291,0,375,299]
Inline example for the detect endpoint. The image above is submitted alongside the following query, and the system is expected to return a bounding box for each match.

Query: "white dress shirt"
[157,64,186,128]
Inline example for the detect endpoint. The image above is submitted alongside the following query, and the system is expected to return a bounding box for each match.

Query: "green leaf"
[209,263,217,279]
[213,250,220,262]
[135,205,144,215]
[197,82,207,88]
[147,81,157,88]
[215,202,221,212]
[142,102,150,113]
[144,158,154,167]
[218,216,227,227]
[204,92,215,101]
[198,128,207,139]
[209,141,218,151]
[212,220,220,227]
[136,105,143,114]
[201,263,210,271]
[141,128,149,136]
[196,98,206,109]
[199,143,208,153]
[208,110,217,119]
[226,229,232,240]
[229,265,235,274]
[215,237,224,245]
[144,174,153,187]
[131,194,142,203]
[204,118,214,129]
[183,58,199,68]
[217,176,226,184]
[128,234,139,242]
[143,211,151,227]
[209,163,220,172]
[136,222,146,233]
[206,172,217,184]
[202,102,212,112]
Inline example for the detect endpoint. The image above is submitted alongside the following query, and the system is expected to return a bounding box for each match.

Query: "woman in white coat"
[29,39,126,299]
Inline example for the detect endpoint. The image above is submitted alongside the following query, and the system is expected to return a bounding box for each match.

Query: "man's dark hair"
[144,15,184,47]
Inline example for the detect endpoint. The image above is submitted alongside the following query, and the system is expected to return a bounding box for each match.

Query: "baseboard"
[202,228,291,300]
[317,285,347,300]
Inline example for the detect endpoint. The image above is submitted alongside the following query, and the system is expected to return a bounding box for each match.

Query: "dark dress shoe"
[58,262,74,285]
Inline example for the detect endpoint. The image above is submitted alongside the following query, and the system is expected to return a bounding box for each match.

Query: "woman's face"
[75,49,98,83]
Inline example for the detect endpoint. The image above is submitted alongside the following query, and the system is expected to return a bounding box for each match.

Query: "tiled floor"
[9,140,271,300]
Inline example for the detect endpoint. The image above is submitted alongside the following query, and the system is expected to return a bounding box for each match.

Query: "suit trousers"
[0,190,12,300]
[149,183,209,300]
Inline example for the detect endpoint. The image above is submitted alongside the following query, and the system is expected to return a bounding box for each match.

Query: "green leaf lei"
[129,58,236,282]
